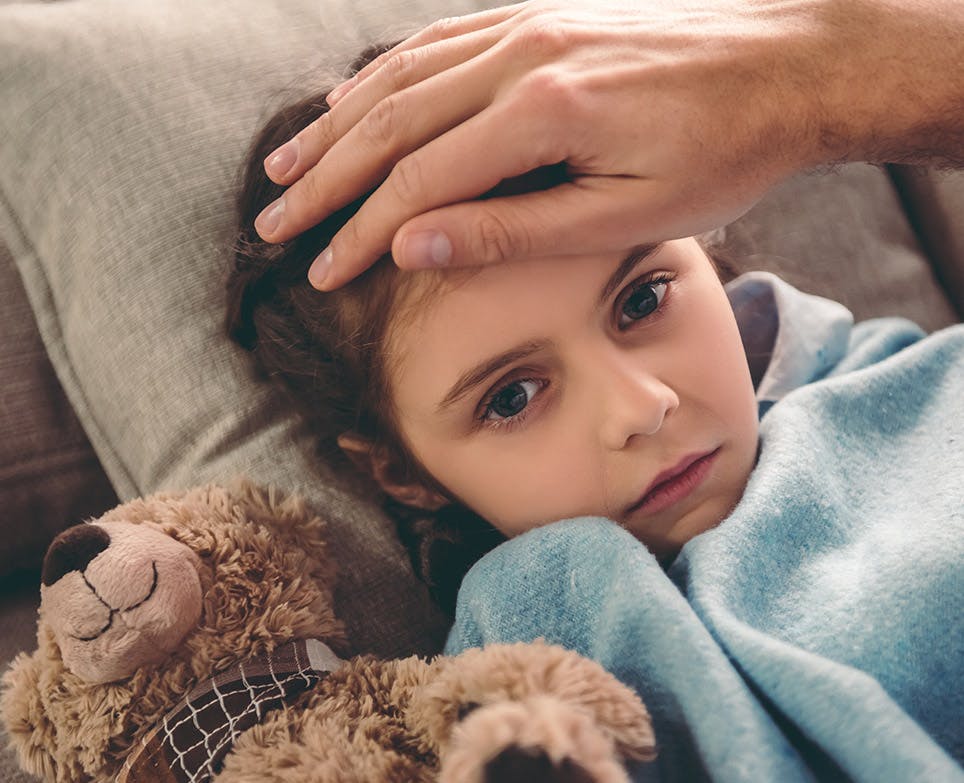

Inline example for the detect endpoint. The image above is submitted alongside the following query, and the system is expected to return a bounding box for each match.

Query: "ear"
[338,433,449,511]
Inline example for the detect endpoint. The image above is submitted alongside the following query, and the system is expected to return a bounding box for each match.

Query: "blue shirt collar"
[725,271,854,416]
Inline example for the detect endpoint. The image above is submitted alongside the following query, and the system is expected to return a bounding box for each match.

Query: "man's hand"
[253,0,964,289]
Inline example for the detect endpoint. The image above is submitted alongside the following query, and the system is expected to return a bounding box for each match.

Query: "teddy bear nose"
[41,524,112,586]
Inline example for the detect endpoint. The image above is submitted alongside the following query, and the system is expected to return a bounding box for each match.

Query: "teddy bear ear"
[1,651,62,780]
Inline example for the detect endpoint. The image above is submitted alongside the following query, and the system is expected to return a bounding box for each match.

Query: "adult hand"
[254,0,964,290]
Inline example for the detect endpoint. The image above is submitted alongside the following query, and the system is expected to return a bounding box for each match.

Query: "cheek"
[684,277,751,381]
[675,277,758,428]
[699,301,759,450]
[412,434,600,537]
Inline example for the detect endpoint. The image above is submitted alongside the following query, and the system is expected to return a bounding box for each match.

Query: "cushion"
[888,165,964,318]
[0,0,957,659]
[724,163,958,332]
[0,239,118,579]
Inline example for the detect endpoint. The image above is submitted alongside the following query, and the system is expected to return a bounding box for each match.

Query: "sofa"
[1,0,962,780]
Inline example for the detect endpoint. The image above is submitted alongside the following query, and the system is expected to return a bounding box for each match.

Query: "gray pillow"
[724,163,958,331]
[0,0,956,658]
[0,0,505,657]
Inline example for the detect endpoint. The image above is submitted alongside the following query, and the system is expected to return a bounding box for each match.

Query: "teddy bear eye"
[457,701,481,722]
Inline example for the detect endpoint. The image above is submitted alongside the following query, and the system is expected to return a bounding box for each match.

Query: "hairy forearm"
[809,0,964,168]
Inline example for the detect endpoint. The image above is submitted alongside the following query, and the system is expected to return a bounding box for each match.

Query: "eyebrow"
[598,242,664,306]
[435,242,664,414]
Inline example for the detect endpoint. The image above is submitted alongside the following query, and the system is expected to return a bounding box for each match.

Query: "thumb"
[391,177,690,269]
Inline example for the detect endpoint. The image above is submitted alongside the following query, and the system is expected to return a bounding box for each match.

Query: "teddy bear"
[1,480,656,783]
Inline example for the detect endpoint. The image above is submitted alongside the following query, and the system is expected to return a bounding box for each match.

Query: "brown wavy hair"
[226,44,504,615]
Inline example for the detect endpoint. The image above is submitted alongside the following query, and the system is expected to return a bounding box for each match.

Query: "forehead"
[383,253,624,391]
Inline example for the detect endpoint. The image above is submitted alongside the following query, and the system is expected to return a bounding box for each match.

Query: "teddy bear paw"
[440,696,633,783]
[484,745,599,782]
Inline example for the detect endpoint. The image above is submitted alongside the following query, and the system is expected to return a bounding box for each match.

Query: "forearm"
[808,0,964,168]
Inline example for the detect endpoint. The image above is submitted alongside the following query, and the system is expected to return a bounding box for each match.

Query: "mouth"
[625,448,720,518]
[73,561,159,642]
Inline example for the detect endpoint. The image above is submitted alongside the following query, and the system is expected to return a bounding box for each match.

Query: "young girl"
[227,47,963,783]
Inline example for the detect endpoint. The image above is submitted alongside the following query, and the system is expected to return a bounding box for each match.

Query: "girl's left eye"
[615,275,672,329]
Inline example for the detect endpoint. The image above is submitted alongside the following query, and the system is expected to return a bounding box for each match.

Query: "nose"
[597,357,679,450]
[42,524,111,586]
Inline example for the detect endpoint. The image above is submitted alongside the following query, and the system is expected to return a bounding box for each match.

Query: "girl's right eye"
[480,379,544,428]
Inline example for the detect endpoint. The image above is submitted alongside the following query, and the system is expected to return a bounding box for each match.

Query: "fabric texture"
[888,165,964,318]
[720,164,958,332]
[446,276,964,782]
[0,585,42,783]
[0,240,117,578]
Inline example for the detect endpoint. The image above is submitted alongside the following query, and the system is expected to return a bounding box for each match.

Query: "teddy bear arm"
[215,696,437,783]
[564,659,657,763]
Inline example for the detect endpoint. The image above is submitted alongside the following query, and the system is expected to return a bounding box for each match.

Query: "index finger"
[261,5,523,195]
[263,21,505,195]
[311,96,565,289]
[256,25,509,245]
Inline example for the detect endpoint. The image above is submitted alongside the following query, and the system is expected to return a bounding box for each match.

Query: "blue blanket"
[445,310,964,782]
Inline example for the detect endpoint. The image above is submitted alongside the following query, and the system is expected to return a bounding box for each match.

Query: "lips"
[625,448,720,517]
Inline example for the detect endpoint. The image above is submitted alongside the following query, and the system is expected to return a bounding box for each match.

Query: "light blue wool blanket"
[445,276,964,782]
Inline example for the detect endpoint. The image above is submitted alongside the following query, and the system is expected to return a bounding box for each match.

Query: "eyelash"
[476,271,677,432]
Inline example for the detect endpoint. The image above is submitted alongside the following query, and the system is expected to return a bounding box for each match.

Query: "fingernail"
[255,197,285,237]
[309,246,333,288]
[327,77,355,106]
[266,139,299,179]
[404,230,452,268]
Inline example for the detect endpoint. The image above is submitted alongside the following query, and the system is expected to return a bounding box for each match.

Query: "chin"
[632,501,735,561]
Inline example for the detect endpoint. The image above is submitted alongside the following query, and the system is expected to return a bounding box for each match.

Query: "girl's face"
[386,239,759,559]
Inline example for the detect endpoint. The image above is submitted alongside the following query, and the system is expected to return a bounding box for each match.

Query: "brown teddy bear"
[1,481,656,782]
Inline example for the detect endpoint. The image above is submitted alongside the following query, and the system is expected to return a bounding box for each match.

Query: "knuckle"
[425,16,460,40]
[337,213,365,251]
[512,19,573,60]
[363,95,402,149]
[382,48,419,91]
[302,111,337,152]
[296,168,328,215]
[519,67,581,117]
[471,210,522,264]
[388,155,425,204]
[369,47,395,71]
